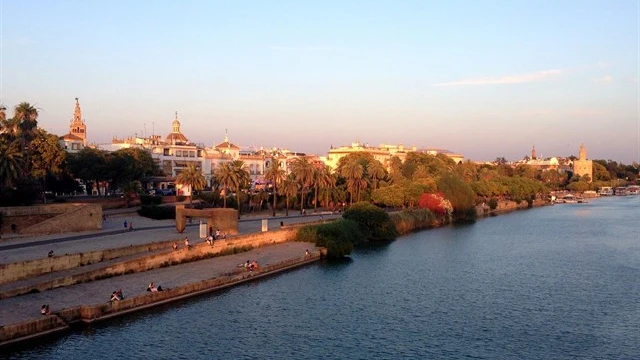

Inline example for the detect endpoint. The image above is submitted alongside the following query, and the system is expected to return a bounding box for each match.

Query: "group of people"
[110,289,124,301]
[204,228,227,245]
[147,282,163,292]
[241,260,259,272]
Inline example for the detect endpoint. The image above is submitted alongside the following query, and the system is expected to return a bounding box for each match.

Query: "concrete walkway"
[0,210,335,329]
[0,242,317,327]
[0,212,338,264]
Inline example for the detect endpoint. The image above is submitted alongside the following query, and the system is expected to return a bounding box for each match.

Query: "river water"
[6,196,640,359]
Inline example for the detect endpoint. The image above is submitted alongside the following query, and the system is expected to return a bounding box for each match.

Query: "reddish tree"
[418,192,447,216]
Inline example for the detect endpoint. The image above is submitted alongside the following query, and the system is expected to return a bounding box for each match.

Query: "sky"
[1,0,638,163]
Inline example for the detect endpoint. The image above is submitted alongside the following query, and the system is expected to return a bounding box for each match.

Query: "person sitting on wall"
[206,235,213,246]
[215,229,221,239]
[184,237,190,249]
[147,282,163,292]
[172,241,178,250]
[41,304,51,315]
[111,291,120,301]
[48,250,54,258]
[116,289,124,300]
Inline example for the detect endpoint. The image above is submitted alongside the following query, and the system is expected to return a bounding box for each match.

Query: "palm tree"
[367,160,386,190]
[264,159,285,216]
[340,158,364,205]
[11,102,39,176]
[176,163,206,204]
[290,157,315,214]
[314,165,335,211]
[281,175,299,216]
[0,140,24,187]
[229,160,250,213]
[214,163,234,208]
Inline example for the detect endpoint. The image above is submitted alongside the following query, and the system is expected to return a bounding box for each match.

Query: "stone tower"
[573,143,593,182]
[70,98,87,146]
[531,145,537,160]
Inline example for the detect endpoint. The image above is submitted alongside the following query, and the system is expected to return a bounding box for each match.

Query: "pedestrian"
[123,220,128,229]
[128,222,134,231]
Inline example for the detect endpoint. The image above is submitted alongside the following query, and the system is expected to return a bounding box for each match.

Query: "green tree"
[371,184,405,208]
[264,159,285,216]
[11,102,39,176]
[281,174,298,216]
[367,160,387,190]
[437,173,476,220]
[214,162,234,208]
[0,140,23,187]
[176,163,206,204]
[67,148,109,195]
[29,129,66,203]
[316,165,336,209]
[230,160,250,213]
[290,157,315,213]
[339,157,365,204]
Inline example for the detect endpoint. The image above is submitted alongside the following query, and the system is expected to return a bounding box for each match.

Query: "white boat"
[598,187,613,196]
[627,186,640,195]
[615,187,628,196]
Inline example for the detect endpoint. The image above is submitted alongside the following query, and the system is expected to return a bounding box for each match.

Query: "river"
[5,196,639,359]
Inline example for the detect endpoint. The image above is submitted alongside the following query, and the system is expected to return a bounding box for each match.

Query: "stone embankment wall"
[0,239,180,285]
[0,251,321,347]
[0,228,300,299]
[0,204,102,235]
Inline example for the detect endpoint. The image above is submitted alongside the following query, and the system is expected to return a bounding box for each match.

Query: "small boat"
[598,187,613,196]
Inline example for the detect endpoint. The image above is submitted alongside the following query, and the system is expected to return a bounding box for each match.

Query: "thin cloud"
[434,69,563,87]
[268,46,334,51]
[592,76,613,84]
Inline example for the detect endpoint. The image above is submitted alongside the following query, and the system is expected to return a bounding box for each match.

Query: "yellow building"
[322,141,464,170]
[572,143,593,182]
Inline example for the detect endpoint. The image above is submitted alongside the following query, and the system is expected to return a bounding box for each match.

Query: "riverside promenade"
[0,210,338,344]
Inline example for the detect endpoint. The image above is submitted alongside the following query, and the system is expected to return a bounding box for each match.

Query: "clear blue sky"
[1,0,638,163]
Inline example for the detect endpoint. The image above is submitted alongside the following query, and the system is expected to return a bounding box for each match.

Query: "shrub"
[488,197,498,210]
[342,202,397,241]
[176,195,186,202]
[140,195,162,206]
[295,220,363,258]
[390,208,439,235]
[295,225,318,243]
[315,220,361,257]
[137,205,176,220]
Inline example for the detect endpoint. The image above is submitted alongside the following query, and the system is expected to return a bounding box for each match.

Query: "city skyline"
[1,1,638,163]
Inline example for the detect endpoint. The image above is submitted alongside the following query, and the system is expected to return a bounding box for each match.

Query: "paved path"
[0,242,317,326]
[0,210,336,328]
[0,212,338,264]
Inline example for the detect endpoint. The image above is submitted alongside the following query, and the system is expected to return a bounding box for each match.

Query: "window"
[176,150,182,157]
[189,151,195,157]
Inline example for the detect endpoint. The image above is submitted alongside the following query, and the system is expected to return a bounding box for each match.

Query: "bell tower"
[70,98,87,145]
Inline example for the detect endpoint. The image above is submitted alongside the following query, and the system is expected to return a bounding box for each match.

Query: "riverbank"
[0,247,322,348]
[0,201,543,349]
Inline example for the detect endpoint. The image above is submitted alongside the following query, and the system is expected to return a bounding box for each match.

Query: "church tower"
[531,145,537,160]
[70,98,87,146]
